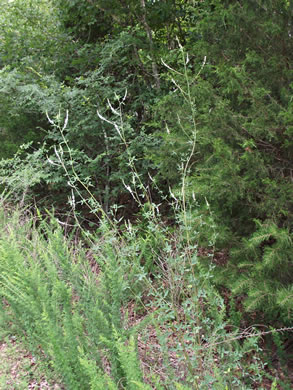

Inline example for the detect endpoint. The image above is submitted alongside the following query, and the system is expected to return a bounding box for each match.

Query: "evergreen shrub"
[150,0,293,324]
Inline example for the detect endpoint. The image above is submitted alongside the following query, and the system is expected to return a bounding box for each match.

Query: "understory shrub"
[1,0,292,329]
[0,2,292,387]
[149,1,293,323]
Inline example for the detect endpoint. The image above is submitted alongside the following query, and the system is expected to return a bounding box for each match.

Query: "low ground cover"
[0,204,292,389]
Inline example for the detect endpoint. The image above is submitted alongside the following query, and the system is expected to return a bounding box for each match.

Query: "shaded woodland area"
[0,0,292,388]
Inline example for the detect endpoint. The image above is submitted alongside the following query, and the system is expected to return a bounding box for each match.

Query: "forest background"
[0,0,292,389]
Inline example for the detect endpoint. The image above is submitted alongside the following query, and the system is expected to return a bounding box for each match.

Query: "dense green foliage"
[0,203,282,389]
[0,0,292,384]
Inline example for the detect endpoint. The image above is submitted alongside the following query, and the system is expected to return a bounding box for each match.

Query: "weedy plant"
[0,202,152,389]
[1,46,292,390]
